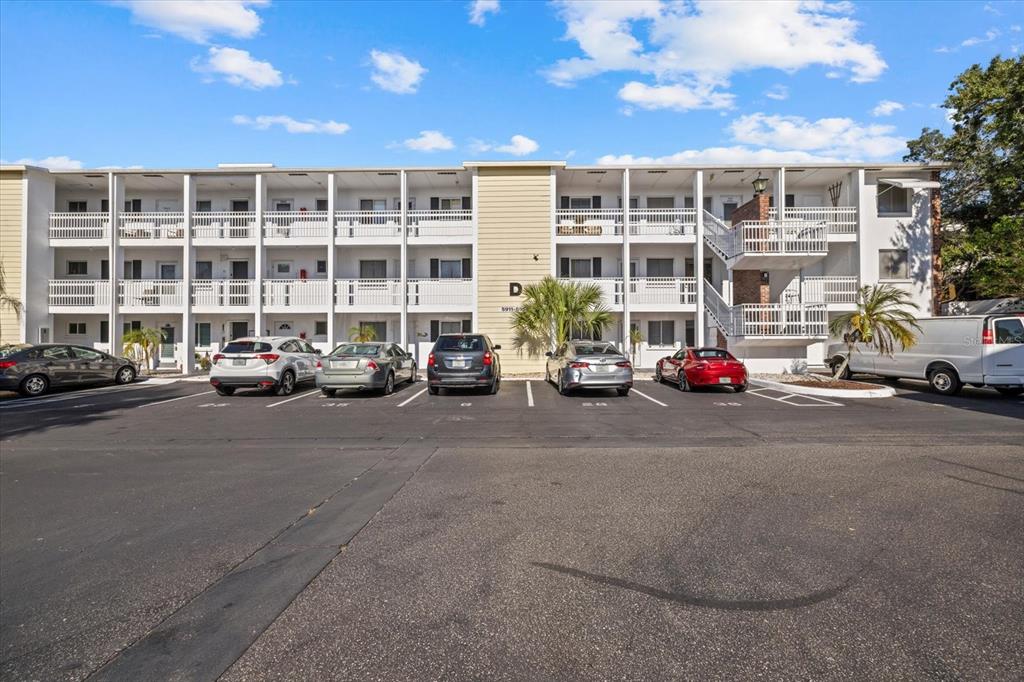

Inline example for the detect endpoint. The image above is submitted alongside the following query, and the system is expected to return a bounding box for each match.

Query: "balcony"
[629,277,697,311]
[407,209,473,242]
[555,209,623,241]
[49,213,109,243]
[335,279,402,309]
[768,207,857,239]
[703,211,827,269]
[628,208,697,241]
[118,280,185,311]
[192,212,258,243]
[407,278,473,310]
[335,210,402,242]
[800,276,859,309]
[263,211,330,243]
[557,277,624,310]
[263,279,332,311]
[704,282,827,346]
[48,280,111,311]
[119,212,186,242]
[191,280,258,311]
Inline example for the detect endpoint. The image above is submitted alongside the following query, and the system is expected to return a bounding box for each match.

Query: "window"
[230,200,249,212]
[314,320,328,337]
[685,319,695,347]
[316,199,328,211]
[359,321,386,342]
[618,197,639,209]
[647,320,675,346]
[646,197,675,209]
[100,320,109,343]
[40,346,72,360]
[359,260,387,279]
[68,201,87,212]
[73,347,103,360]
[693,348,734,360]
[273,200,293,211]
[702,196,713,213]
[123,199,142,212]
[158,263,177,279]
[195,261,213,279]
[195,322,212,347]
[123,320,142,334]
[67,261,88,276]
[435,335,484,351]
[722,197,740,221]
[273,261,292,276]
[993,318,1024,344]
[101,199,109,212]
[877,183,910,215]
[569,197,593,209]
[429,320,469,341]
[878,249,909,279]
[331,343,382,356]
[570,259,592,278]
[124,260,142,279]
[222,341,272,353]
[68,322,87,335]
[571,342,618,355]
[359,199,387,212]
[439,260,462,279]
[439,198,462,210]
[195,200,212,212]
[646,258,674,277]
[316,260,327,274]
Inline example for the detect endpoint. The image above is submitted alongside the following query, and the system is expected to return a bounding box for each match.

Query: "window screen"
[647,320,675,346]
[877,183,910,214]
[878,249,908,279]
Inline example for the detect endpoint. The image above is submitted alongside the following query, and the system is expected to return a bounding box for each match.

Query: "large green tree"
[904,55,1023,299]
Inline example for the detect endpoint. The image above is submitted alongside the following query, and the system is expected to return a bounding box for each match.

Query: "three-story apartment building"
[0,161,940,373]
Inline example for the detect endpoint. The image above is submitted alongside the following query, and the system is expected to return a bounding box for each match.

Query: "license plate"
[451,359,469,369]
[719,376,733,384]
[333,360,357,369]
[594,365,613,372]
[232,359,247,366]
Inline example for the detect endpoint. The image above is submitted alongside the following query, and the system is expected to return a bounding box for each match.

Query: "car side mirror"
[315,349,322,355]
[545,351,553,357]
[493,345,501,350]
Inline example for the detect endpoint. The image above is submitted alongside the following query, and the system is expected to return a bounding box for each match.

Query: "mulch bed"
[784,379,881,390]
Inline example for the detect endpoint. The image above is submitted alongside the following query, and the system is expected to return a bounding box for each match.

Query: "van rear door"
[984,316,1024,382]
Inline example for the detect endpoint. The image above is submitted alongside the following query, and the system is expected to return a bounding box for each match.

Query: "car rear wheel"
[321,387,336,397]
[428,386,440,395]
[928,367,962,395]
[275,370,296,396]
[408,364,417,383]
[383,372,395,395]
[115,366,136,385]
[215,386,236,396]
[617,386,630,396]
[735,383,747,393]
[655,365,663,383]
[678,374,689,391]
[19,374,49,397]
[994,386,1024,397]
[489,377,500,394]
[558,371,571,396]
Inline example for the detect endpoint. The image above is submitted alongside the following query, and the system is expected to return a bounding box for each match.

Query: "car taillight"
[366,360,379,371]
[615,360,631,368]
[569,361,589,369]
[212,354,224,362]
[257,353,280,364]
[0,360,16,369]
[982,328,994,345]
[316,359,322,369]
[483,351,493,366]
[694,362,709,370]
[428,352,435,367]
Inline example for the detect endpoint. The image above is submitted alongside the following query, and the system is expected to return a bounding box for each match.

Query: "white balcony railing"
[191,212,257,239]
[801,276,860,304]
[48,280,111,307]
[191,280,257,307]
[407,278,473,307]
[118,280,184,308]
[263,211,330,238]
[768,207,858,234]
[335,279,403,307]
[119,212,186,240]
[335,211,402,239]
[557,277,623,306]
[703,281,827,338]
[49,213,109,240]
[630,277,697,305]
[555,209,623,237]
[629,208,697,236]
[702,211,826,259]
[407,209,473,238]
[263,279,332,307]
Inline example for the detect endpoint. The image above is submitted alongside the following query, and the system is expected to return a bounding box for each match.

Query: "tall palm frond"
[511,276,612,356]
[349,325,378,342]
[829,284,921,376]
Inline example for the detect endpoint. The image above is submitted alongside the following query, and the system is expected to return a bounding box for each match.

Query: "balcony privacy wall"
[0,170,23,343]
[476,166,552,373]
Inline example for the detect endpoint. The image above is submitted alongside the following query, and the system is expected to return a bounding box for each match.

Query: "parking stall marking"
[630,388,668,407]
[136,390,217,409]
[397,387,428,407]
[0,382,162,410]
[266,388,320,408]
[526,381,534,407]
[745,387,843,407]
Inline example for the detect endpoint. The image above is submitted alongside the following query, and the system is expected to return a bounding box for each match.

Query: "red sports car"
[655,347,748,392]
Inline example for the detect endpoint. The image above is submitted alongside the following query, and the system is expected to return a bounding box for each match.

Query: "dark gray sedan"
[0,344,138,397]
[546,340,633,396]
[316,342,417,396]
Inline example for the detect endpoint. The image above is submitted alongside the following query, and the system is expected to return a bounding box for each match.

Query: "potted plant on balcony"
[828,284,920,379]
[510,276,611,356]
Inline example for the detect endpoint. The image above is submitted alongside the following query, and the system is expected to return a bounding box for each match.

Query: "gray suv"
[426,334,501,395]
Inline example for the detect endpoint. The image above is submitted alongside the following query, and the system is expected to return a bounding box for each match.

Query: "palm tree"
[828,284,921,378]
[349,324,378,342]
[0,263,23,320]
[629,326,644,367]
[122,327,165,374]
[510,276,612,355]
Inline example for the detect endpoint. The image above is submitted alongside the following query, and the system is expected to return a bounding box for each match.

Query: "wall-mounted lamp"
[751,172,768,195]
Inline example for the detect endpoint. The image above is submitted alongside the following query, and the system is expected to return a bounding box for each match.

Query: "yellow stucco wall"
[0,170,24,344]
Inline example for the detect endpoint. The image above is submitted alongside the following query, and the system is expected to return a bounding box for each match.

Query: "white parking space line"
[266,389,320,408]
[136,390,216,408]
[397,387,428,407]
[746,387,843,407]
[0,382,158,410]
[630,388,668,407]
[526,381,535,407]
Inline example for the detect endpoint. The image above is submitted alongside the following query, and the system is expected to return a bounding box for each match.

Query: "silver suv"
[209,336,319,396]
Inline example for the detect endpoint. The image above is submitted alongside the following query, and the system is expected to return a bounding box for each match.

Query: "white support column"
[775,167,786,221]
[693,170,705,347]
[182,174,195,374]
[470,168,479,332]
[621,168,630,350]
[399,169,408,349]
[108,173,124,357]
[326,173,336,347]
[255,173,265,336]
[549,168,557,278]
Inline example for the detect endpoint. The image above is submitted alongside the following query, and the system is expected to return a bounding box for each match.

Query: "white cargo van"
[826,314,1024,396]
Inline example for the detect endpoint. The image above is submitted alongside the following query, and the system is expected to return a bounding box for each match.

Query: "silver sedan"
[545,340,634,396]
[316,342,417,396]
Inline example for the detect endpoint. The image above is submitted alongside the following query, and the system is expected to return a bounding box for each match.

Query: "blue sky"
[1,0,1021,169]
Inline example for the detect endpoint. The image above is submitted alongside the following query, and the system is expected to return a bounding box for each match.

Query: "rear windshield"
[994,318,1024,344]
[331,344,381,356]
[693,349,734,360]
[435,335,484,352]
[222,341,272,354]
[572,343,618,355]
[0,344,29,359]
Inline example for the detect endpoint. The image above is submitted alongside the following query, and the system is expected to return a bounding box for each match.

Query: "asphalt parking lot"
[1,374,1022,680]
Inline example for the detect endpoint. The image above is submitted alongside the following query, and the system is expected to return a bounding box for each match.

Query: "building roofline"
[563,162,950,171]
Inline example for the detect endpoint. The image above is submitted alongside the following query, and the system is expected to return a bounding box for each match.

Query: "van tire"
[994,386,1023,397]
[428,386,440,395]
[829,356,852,380]
[928,367,962,396]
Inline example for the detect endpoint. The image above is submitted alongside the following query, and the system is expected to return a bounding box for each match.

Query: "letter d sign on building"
[509,282,522,296]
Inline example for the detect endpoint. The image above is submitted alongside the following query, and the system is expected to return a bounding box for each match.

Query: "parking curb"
[750,377,896,399]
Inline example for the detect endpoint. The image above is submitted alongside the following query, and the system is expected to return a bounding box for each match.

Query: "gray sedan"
[545,340,633,396]
[0,344,138,397]
[316,342,417,396]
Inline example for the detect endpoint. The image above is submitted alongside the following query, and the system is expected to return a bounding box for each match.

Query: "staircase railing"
[701,210,736,260]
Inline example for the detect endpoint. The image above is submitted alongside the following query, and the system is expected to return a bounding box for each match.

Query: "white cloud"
[472,134,540,156]
[469,0,500,26]
[871,99,904,117]
[402,130,454,152]
[961,29,1000,47]
[192,46,282,89]
[617,80,734,111]
[1,155,84,170]
[369,50,426,94]
[729,112,906,159]
[764,84,789,101]
[983,3,1002,15]
[543,0,886,97]
[597,147,842,165]
[112,0,267,43]
[232,115,350,135]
